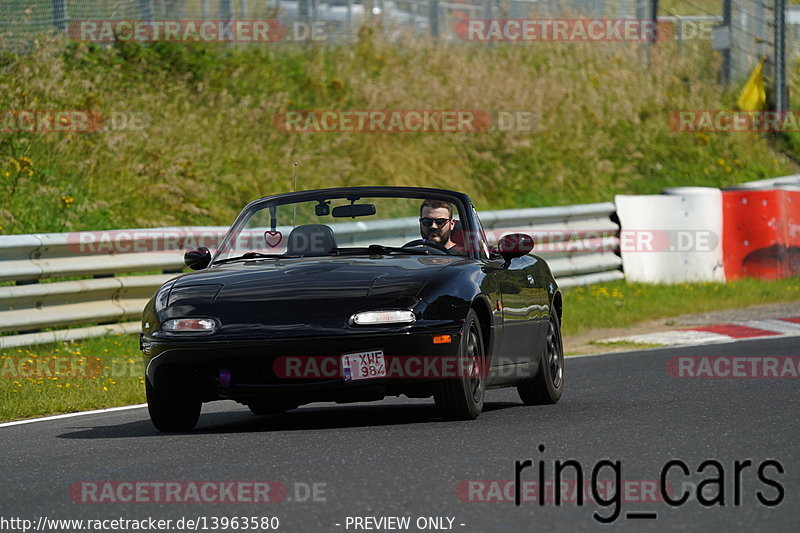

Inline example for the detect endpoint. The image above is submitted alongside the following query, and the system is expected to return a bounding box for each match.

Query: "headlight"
[153,283,174,312]
[162,318,218,333]
[351,310,416,325]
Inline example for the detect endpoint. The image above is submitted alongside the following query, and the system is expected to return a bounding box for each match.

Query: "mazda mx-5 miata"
[140,187,564,431]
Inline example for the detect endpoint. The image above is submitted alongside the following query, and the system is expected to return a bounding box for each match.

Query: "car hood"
[173,255,465,300]
[163,255,466,337]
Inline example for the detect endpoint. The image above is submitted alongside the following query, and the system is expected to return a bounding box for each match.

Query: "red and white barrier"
[722,189,800,280]
[615,181,800,283]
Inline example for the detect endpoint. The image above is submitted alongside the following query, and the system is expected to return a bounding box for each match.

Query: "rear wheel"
[518,311,564,405]
[146,379,202,432]
[248,399,299,416]
[434,309,486,420]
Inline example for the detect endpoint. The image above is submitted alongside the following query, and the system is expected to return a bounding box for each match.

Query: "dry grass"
[0,31,794,233]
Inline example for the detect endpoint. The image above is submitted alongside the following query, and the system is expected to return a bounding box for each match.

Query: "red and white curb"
[601,317,800,346]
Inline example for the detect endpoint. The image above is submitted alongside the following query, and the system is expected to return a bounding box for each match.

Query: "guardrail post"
[429,0,439,39]
[139,0,153,21]
[776,0,788,111]
[51,0,68,32]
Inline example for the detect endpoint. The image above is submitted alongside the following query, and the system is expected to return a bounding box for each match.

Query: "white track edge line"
[2,331,795,427]
[0,404,147,428]
[566,331,797,359]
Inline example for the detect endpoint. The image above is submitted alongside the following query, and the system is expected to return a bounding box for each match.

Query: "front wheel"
[434,309,486,420]
[517,311,564,405]
[146,379,202,432]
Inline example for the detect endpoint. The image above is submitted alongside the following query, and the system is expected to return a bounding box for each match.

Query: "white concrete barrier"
[615,187,724,283]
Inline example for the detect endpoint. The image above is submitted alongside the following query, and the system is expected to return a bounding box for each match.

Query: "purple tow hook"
[219,368,231,389]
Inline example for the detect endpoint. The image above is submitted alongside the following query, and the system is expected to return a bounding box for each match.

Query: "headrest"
[451,219,464,246]
[285,224,337,257]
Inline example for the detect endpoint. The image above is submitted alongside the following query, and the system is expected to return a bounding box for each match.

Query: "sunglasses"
[419,217,451,227]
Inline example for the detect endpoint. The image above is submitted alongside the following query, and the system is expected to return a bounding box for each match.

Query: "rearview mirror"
[331,203,376,218]
[497,233,534,261]
[184,247,211,270]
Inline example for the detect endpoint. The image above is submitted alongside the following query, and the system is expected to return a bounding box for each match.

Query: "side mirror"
[184,247,211,270]
[497,233,534,262]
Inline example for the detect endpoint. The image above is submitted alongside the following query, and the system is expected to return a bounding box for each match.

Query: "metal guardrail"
[723,174,800,190]
[0,203,621,348]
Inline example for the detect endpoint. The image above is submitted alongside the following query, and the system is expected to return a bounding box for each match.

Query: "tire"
[434,309,486,420]
[517,311,564,405]
[146,379,202,432]
[248,399,299,416]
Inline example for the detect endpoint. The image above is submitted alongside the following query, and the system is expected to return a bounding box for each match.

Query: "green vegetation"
[562,277,800,337]
[661,1,800,16]
[585,340,665,351]
[1,277,798,422]
[0,334,143,421]
[1,32,796,234]
[2,23,800,421]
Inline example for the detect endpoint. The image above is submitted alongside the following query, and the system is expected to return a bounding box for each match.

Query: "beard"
[424,227,450,244]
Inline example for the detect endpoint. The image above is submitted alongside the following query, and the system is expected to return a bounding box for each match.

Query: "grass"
[585,340,665,351]
[660,1,800,16]
[1,15,800,421]
[1,276,798,422]
[562,276,800,337]
[0,32,797,234]
[0,334,143,421]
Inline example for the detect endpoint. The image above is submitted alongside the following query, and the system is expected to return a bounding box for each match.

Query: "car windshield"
[213,192,483,263]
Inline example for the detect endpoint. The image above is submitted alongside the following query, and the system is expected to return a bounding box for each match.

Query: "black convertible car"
[140,187,563,431]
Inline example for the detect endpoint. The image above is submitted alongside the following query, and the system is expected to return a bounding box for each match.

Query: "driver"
[419,200,466,255]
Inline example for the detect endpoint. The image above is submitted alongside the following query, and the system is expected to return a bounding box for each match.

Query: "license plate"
[341,349,386,382]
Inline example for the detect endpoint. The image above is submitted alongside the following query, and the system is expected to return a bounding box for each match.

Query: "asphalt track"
[1,336,798,533]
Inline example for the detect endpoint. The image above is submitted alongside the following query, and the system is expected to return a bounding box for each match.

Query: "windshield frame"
[210,187,480,264]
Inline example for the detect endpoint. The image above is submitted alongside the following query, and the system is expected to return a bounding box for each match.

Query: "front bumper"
[142,328,464,404]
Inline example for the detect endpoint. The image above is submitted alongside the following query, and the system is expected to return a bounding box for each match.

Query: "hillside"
[0,32,795,234]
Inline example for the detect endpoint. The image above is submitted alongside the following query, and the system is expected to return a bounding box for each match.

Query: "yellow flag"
[736,57,767,112]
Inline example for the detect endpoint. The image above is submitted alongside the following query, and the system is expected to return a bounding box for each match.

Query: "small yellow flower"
[329,78,345,91]
[60,195,75,208]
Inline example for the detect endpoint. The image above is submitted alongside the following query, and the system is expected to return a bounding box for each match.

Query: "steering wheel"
[402,239,449,254]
